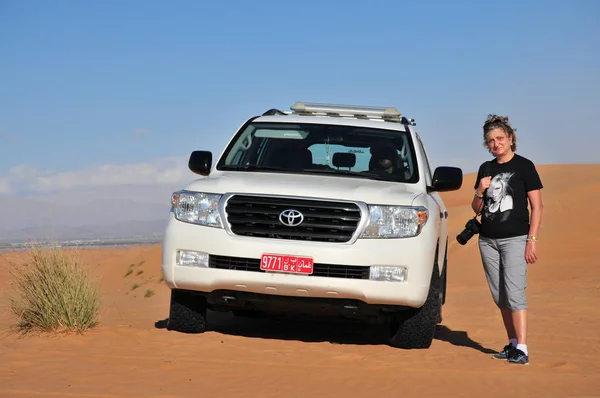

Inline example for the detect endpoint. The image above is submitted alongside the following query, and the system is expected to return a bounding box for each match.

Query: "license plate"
[260,254,314,275]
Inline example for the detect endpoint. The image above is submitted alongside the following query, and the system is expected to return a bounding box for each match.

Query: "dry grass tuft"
[6,244,102,335]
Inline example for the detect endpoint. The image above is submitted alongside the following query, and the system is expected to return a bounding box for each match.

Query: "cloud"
[0,156,195,196]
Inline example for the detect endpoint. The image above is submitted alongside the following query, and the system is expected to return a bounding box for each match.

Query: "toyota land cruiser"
[161,101,463,349]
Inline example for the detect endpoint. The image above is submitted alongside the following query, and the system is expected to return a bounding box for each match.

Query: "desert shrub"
[7,244,102,334]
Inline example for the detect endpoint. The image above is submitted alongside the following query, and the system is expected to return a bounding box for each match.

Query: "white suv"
[161,102,463,349]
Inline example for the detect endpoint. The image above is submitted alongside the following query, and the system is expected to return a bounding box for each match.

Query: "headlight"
[171,190,223,228]
[360,205,428,239]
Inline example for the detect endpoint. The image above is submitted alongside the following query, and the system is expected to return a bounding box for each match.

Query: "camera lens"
[455,218,480,245]
[456,229,473,245]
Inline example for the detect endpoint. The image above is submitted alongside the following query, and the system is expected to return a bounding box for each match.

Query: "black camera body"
[456,160,491,245]
[456,217,481,245]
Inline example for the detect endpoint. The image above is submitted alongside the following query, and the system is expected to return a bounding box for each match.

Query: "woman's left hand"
[525,241,537,264]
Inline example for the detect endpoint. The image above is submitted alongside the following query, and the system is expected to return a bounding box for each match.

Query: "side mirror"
[189,151,212,176]
[429,166,463,192]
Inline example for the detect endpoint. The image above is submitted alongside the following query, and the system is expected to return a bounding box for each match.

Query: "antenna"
[262,108,286,116]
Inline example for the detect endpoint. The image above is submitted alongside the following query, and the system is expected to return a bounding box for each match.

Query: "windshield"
[216,122,419,183]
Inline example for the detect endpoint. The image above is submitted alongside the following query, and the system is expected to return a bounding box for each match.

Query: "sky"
[1,0,599,199]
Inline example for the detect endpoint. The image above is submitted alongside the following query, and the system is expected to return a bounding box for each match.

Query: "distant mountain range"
[0,183,185,243]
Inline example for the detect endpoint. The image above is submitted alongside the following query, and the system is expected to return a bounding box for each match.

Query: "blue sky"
[1,0,599,197]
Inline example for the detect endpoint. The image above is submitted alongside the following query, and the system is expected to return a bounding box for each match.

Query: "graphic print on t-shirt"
[474,154,543,239]
[484,172,515,223]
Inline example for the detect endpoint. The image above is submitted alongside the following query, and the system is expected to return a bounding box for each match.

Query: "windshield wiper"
[300,168,391,181]
[221,165,394,181]
[221,164,285,172]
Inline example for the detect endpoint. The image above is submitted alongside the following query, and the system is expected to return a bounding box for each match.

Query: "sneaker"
[491,344,516,360]
[507,349,529,365]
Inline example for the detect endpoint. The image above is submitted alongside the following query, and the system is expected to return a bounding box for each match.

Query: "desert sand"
[1,164,599,398]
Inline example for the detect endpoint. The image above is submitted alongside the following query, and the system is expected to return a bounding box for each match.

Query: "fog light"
[176,250,209,267]
[369,266,408,282]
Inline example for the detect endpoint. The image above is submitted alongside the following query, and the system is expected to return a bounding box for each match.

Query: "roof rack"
[290,101,408,124]
[260,102,416,125]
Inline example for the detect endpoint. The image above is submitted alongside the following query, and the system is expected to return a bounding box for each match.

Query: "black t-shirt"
[473,154,543,239]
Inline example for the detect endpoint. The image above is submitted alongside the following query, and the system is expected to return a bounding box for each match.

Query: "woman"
[471,114,544,365]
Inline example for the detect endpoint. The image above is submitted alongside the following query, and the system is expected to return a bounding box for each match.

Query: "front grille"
[209,255,370,280]
[224,195,362,243]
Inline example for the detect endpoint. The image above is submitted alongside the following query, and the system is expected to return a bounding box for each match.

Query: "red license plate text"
[260,254,314,274]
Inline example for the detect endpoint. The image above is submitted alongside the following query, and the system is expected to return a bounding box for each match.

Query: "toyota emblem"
[279,209,304,227]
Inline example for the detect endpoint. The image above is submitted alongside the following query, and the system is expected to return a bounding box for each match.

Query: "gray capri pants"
[478,234,528,311]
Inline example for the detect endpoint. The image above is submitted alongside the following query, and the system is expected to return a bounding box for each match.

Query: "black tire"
[389,259,441,349]
[166,289,207,333]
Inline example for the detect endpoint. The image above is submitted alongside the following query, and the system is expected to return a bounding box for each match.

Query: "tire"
[166,289,207,333]
[388,259,441,349]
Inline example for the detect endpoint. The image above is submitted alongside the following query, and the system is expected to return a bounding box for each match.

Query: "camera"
[456,217,481,245]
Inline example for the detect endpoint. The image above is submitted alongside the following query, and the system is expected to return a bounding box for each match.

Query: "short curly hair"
[482,114,517,152]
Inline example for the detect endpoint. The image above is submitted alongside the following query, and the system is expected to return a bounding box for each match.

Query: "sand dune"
[1,164,599,397]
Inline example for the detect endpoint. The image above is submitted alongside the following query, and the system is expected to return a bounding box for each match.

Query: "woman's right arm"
[471,177,490,214]
[471,192,484,214]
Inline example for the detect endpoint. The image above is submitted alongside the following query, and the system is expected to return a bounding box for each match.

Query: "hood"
[184,171,424,206]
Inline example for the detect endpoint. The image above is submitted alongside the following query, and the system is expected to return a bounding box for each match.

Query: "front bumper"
[161,213,437,308]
